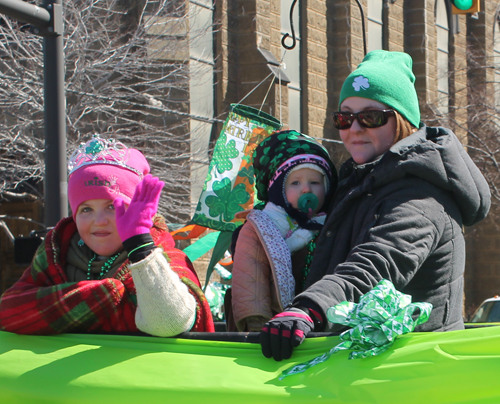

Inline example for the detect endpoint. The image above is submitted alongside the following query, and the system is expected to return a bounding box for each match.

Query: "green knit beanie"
[338,50,420,128]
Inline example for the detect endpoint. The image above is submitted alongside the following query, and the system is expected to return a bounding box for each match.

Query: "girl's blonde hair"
[394,110,418,143]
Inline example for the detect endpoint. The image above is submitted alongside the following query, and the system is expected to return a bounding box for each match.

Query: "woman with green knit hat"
[260,50,491,361]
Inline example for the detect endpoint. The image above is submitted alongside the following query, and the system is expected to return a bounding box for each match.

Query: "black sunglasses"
[332,109,396,130]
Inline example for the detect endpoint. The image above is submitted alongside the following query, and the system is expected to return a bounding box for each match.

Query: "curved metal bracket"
[281,0,298,50]
[354,0,367,55]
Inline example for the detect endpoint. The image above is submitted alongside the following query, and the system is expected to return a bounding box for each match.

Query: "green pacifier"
[298,193,319,214]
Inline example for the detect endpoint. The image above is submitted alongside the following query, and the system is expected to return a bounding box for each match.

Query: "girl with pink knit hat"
[0,135,214,335]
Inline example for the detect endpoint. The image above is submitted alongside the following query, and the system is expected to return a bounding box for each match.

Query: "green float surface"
[0,326,499,403]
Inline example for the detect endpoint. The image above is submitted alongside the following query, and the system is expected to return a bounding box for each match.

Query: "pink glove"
[114,174,165,242]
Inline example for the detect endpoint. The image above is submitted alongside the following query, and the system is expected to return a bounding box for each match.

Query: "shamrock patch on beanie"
[352,76,370,91]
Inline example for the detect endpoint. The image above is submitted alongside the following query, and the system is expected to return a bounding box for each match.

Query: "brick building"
[211,0,499,316]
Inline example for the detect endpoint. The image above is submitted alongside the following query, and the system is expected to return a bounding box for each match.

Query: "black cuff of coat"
[122,233,155,263]
[292,300,325,332]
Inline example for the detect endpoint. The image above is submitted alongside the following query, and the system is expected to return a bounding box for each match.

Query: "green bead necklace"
[87,253,121,280]
[301,235,318,290]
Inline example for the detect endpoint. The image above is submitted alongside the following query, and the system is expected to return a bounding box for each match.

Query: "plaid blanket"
[0,216,214,334]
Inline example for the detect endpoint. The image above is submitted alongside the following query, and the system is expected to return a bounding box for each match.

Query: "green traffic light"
[453,0,473,9]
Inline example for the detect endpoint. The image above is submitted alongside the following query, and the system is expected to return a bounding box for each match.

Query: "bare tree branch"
[420,46,500,224]
[0,0,214,225]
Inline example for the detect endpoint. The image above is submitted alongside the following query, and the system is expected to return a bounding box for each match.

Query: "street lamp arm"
[0,0,50,28]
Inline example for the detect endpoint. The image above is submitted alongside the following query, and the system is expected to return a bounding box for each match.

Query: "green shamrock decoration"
[257,153,271,168]
[85,140,104,155]
[212,133,239,174]
[286,142,313,155]
[205,178,250,221]
[238,166,254,185]
[242,154,252,164]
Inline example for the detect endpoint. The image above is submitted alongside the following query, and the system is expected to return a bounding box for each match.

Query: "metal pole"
[0,0,67,227]
[42,0,67,226]
[0,0,50,26]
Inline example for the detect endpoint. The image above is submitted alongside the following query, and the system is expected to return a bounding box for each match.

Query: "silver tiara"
[68,134,143,177]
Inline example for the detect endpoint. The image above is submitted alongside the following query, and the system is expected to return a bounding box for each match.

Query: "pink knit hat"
[67,135,150,218]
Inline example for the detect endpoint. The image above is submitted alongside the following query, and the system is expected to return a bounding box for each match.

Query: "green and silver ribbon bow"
[279,279,432,380]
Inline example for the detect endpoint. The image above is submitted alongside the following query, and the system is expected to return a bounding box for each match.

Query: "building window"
[367,0,383,52]
[436,0,449,115]
[281,0,301,131]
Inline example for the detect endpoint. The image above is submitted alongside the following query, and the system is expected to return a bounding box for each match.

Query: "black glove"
[260,307,322,361]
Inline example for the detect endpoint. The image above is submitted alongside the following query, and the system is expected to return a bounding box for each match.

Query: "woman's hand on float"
[260,308,317,361]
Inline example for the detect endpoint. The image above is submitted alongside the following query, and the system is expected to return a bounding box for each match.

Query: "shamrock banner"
[191,104,282,232]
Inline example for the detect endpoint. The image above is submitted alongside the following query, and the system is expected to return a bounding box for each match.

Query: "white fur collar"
[262,202,325,253]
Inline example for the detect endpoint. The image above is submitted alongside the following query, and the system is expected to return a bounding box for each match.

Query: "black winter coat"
[296,125,491,332]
